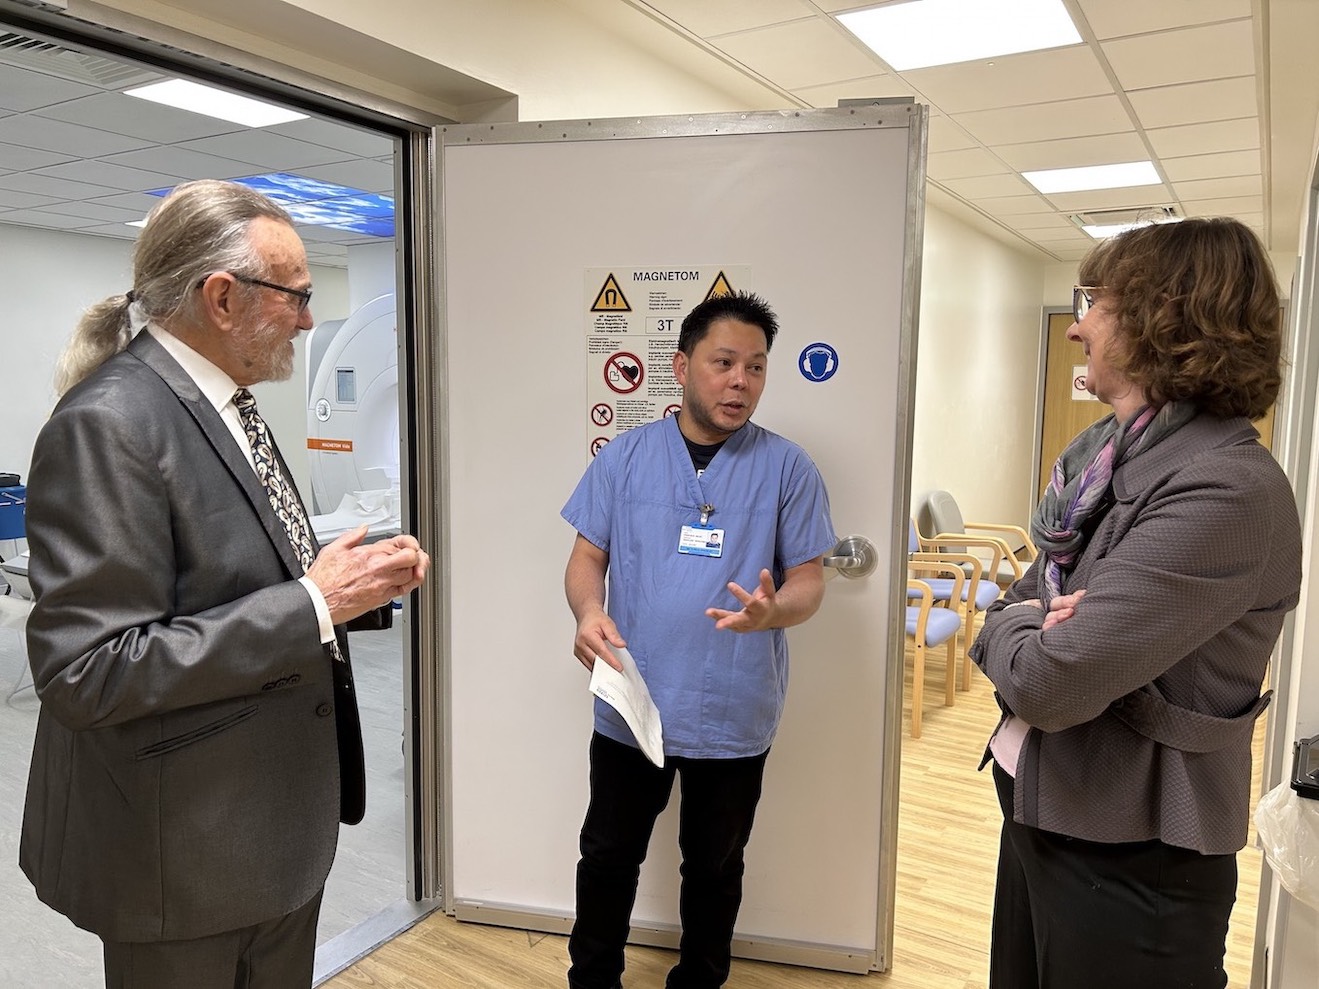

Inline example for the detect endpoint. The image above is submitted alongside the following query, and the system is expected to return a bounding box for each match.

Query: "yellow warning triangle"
[703,271,735,302]
[591,274,632,312]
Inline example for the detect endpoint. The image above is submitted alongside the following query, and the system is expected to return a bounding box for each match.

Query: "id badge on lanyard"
[677,502,724,558]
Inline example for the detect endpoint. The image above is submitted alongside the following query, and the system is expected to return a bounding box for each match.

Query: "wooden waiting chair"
[905,559,965,739]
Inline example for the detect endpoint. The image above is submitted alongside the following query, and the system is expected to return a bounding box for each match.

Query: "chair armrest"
[924,532,1012,578]
[961,521,1038,559]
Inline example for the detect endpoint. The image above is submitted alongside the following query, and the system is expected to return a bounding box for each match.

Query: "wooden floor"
[326,622,1265,988]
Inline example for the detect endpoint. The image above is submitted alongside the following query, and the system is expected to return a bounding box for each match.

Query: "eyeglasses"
[1073,285,1101,323]
[197,273,313,313]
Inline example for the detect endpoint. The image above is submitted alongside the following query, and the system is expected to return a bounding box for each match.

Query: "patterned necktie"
[234,387,344,662]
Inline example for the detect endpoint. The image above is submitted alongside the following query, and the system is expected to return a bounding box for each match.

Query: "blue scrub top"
[562,415,836,758]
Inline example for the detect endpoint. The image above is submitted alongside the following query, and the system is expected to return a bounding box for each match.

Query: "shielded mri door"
[439,105,924,973]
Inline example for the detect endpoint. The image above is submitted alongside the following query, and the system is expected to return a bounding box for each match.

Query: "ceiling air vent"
[1069,205,1182,229]
[0,31,160,89]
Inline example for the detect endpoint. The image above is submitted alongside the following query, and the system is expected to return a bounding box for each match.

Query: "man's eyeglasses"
[1073,285,1101,323]
[197,273,313,313]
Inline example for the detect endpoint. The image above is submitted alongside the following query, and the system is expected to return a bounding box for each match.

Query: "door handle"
[823,534,877,579]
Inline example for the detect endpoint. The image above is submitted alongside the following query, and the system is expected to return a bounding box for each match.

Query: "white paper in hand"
[589,645,664,767]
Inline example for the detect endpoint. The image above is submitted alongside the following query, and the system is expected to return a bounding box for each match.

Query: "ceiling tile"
[0,188,60,210]
[713,18,884,90]
[75,223,140,240]
[293,159,396,194]
[38,200,149,223]
[1075,0,1250,40]
[265,117,395,159]
[791,75,911,108]
[1145,117,1259,158]
[993,131,1148,171]
[33,159,187,194]
[0,171,123,201]
[924,114,977,153]
[1180,195,1263,215]
[85,190,172,214]
[643,0,814,38]
[1160,149,1261,182]
[1172,174,1262,201]
[0,209,90,230]
[940,173,1035,198]
[0,63,100,112]
[98,146,256,181]
[976,193,1059,216]
[176,132,353,169]
[34,91,244,144]
[999,212,1078,232]
[926,147,1009,180]
[901,46,1109,115]
[1045,186,1175,212]
[1102,19,1254,91]
[0,140,74,172]
[1127,76,1257,130]
[0,114,150,157]
[953,94,1133,145]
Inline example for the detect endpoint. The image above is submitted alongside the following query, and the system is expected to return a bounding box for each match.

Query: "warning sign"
[582,265,752,456]
[591,274,631,312]
[1071,365,1098,402]
[703,270,735,302]
[604,352,644,393]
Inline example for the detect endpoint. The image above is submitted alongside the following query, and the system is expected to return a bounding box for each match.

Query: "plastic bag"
[1255,782,1319,909]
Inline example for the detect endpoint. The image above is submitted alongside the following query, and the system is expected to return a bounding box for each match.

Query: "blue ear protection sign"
[798,342,839,383]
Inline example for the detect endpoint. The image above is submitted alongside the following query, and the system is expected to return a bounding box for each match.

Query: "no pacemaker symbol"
[604,352,644,394]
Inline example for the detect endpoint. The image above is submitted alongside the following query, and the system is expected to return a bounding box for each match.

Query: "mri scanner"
[306,293,402,542]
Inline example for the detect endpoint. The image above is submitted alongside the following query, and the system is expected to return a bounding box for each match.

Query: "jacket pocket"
[134,705,258,759]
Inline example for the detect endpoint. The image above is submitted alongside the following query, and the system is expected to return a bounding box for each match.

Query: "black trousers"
[102,889,322,989]
[568,732,769,989]
[990,764,1237,989]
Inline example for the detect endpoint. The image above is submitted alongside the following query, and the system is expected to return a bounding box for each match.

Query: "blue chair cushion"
[922,578,998,610]
[906,606,962,646]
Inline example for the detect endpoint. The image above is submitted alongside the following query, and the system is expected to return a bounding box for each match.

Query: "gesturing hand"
[706,568,778,632]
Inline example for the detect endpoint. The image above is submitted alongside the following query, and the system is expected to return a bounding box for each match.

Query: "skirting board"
[452,900,876,975]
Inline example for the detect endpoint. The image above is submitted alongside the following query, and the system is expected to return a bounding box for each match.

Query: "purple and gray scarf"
[1030,401,1196,607]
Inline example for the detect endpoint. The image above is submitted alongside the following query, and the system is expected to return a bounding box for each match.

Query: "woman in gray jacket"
[970,217,1302,989]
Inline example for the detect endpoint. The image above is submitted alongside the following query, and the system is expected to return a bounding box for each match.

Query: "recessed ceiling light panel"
[1022,161,1162,195]
[125,79,308,128]
[836,0,1082,71]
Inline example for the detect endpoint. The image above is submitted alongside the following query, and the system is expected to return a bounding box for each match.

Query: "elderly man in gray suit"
[19,179,429,989]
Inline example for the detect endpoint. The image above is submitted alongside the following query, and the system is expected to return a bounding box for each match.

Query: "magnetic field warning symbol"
[604,352,644,393]
[703,270,735,302]
[592,274,632,312]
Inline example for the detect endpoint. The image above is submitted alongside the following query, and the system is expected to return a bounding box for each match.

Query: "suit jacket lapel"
[126,331,307,580]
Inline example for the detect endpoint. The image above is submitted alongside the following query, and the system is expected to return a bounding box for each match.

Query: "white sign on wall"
[1071,364,1098,401]
[583,265,752,456]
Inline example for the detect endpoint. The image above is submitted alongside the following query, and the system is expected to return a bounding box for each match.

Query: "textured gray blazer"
[20,330,375,942]
[971,413,1302,855]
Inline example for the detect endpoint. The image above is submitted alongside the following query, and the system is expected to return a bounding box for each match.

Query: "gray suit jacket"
[972,414,1302,855]
[20,330,373,942]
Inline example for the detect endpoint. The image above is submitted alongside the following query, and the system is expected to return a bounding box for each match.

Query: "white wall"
[910,205,1045,530]
[0,221,349,503]
[0,225,132,483]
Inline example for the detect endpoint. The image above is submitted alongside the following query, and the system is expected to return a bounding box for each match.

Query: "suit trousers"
[101,889,323,989]
[989,763,1236,989]
[567,732,769,989]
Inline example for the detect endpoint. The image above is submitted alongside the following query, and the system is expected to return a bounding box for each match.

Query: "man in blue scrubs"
[562,291,836,989]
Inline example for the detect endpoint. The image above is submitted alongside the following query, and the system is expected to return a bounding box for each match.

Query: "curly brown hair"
[1077,217,1282,420]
